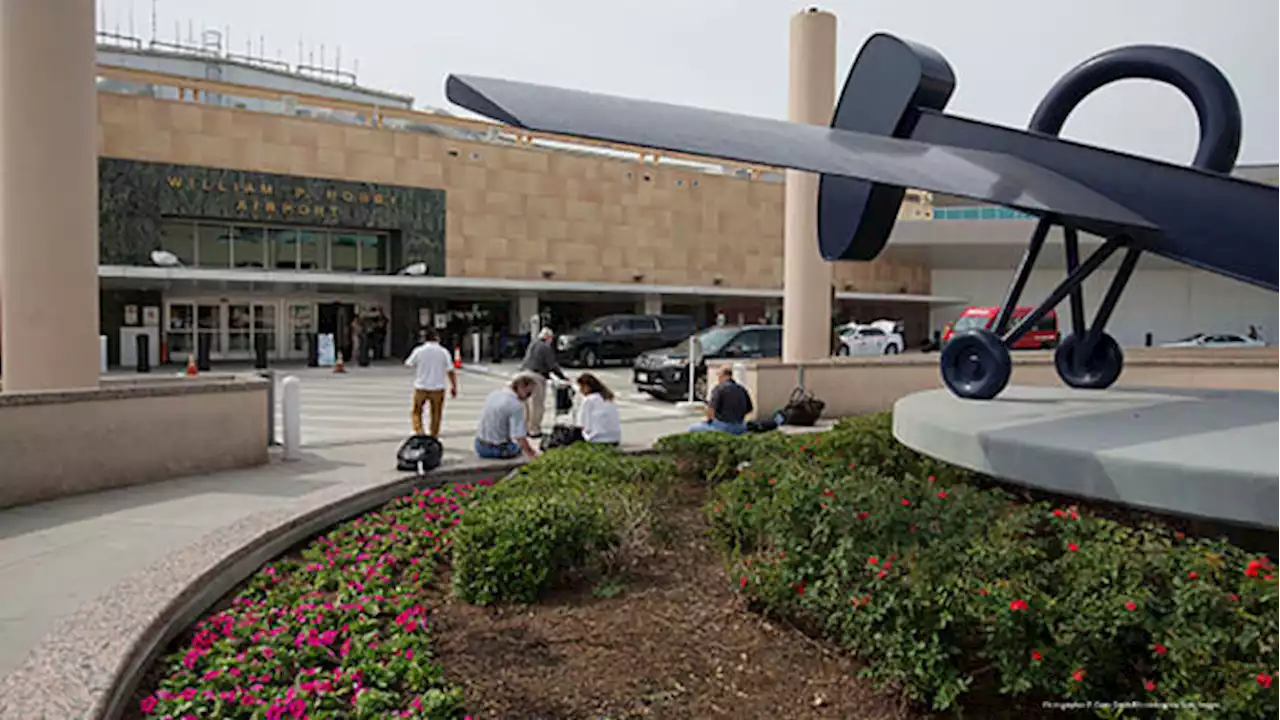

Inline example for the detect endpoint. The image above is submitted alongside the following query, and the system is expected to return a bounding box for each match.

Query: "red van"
[942,306,1060,350]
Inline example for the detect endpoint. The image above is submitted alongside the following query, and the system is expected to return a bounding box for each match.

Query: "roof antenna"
[128,4,135,37]
[150,0,158,45]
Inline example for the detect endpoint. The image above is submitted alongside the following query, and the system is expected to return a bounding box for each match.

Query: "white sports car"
[836,320,905,356]
[1159,332,1266,349]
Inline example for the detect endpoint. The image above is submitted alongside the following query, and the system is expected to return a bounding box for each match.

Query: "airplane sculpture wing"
[446,75,1155,232]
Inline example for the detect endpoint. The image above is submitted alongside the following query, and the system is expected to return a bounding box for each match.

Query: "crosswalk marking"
[271,366,686,447]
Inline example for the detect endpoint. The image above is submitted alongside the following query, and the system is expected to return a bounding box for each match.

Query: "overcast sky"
[99,0,1278,164]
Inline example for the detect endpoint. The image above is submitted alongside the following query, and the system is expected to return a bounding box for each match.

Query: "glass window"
[298,229,325,270]
[356,234,383,274]
[861,327,885,336]
[254,303,277,352]
[268,228,298,270]
[761,328,782,357]
[331,232,360,272]
[725,330,764,356]
[196,223,231,268]
[231,226,266,268]
[158,221,196,265]
[626,317,658,333]
[227,304,252,352]
[1034,314,1058,332]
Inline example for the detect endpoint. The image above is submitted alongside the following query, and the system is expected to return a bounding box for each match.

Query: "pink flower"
[1124,601,1137,612]
[1009,599,1029,612]
[139,696,158,713]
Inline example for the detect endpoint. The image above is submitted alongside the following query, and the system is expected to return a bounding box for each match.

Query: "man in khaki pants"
[518,327,568,438]
[405,328,457,436]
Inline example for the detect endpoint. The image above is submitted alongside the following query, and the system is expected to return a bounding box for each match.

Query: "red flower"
[1227,593,1240,602]
[795,582,806,596]
[822,488,834,497]
[1052,509,1065,518]
[1153,644,1167,656]
[868,556,879,565]
[739,576,748,589]
[976,588,989,596]
[1071,668,1086,682]
[901,498,911,507]
[1009,599,1029,611]
[1245,560,1262,577]
[857,511,870,520]
[768,477,776,485]
[1124,601,1138,612]
[1174,531,1185,539]
[1186,571,1198,579]
[937,491,949,499]
[876,570,888,579]
[1144,680,1156,692]
[927,475,936,483]
[848,462,857,469]
[1258,673,1274,689]
[744,503,752,510]
[1067,542,1079,552]
[1030,650,1042,662]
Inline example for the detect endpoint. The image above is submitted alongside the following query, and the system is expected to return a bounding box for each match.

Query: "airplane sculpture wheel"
[444,33,1278,400]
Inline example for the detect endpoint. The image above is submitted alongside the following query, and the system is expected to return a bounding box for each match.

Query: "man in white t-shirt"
[405,328,458,437]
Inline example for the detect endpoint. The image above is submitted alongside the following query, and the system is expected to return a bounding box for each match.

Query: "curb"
[0,460,519,720]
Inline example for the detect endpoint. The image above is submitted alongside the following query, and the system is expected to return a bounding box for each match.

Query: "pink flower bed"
[138,480,492,719]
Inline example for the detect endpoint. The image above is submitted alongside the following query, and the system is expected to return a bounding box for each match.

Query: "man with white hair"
[518,326,568,438]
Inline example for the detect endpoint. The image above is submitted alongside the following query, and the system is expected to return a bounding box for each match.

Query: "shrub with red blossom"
[668,413,1278,718]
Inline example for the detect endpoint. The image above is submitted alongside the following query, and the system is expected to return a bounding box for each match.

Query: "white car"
[1159,332,1266,349]
[836,320,905,356]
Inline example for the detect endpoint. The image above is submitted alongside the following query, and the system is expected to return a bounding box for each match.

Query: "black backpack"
[540,424,584,452]
[396,435,444,475]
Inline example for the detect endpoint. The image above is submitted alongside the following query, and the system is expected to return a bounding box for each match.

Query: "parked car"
[836,320,906,356]
[942,306,1060,350]
[1159,332,1266,349]
[633,324,782,401]
[557,314,696,368]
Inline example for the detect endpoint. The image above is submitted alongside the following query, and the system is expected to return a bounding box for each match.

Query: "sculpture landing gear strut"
[939,220,1141,400]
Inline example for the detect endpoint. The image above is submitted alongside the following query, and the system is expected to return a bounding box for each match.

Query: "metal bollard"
[281,375,301,461]
[99,335,108,374]
[471,331,481,364]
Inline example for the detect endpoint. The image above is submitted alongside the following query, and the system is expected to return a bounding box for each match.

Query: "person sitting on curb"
[474,373,541,460]
[576,372,622,446]
[518,327,569,440]
[688,365,753,436]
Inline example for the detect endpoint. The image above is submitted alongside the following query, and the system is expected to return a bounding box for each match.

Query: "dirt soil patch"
[427,485,918,720]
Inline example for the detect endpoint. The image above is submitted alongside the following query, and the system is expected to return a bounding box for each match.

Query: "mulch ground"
[425,485,918,720]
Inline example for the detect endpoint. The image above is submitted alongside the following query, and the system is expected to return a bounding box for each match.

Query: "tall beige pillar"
[781,8,837,363]
[0,0,101,392]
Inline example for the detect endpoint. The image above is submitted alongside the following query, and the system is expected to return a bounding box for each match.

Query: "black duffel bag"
[541,423,584,452]
[779,387,825,427]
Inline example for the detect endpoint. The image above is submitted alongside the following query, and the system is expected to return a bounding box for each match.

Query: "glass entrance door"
[285,303,315,360]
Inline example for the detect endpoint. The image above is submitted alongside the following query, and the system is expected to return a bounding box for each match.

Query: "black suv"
[633,325,782,401]
[556,314,696,368]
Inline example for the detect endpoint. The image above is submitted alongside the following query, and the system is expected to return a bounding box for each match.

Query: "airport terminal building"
[36,36,1280,366]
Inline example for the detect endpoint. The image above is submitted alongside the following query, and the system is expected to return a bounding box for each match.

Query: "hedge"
[449,444,674,605]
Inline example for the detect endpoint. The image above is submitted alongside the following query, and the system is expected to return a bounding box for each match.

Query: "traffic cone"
[185,353,198,376]
[334,352,347,374]
[453,346,463,369]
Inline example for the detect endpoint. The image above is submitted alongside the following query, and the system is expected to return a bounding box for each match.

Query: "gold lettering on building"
[281,201,294,215]
[313,205,326,217]
[358,192,370,204]
[325,189,338,201]
[166,176,183,189]
[264,200,277,214]
[260,182,274,195]
[296,204,311,217]
[294,187,309,200]
[341,190,355,203]
[373,193,385,205]
[328,205,341,217]
[235,199,249,213]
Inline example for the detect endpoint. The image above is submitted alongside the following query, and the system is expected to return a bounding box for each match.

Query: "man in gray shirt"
[519,327,569,438]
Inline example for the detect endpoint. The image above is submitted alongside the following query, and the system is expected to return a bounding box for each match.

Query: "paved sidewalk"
[0,410,697,680]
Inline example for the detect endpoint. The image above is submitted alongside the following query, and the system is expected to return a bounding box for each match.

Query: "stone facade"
[97,93,930,293]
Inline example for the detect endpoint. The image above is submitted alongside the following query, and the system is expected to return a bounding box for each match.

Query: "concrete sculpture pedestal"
[893,386,1279,530]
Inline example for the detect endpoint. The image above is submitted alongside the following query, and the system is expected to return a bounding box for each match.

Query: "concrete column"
[510,292,539,335]
[642,293,663,316]
[781,8,837,363]
[0,0,100,392]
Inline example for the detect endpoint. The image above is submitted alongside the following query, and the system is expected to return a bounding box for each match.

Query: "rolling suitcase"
[541,383,582,452]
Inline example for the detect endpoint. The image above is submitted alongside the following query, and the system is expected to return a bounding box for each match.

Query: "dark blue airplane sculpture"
[445,32,1278,401]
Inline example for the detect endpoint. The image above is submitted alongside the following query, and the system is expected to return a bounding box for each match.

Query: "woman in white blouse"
[575,373,622,445]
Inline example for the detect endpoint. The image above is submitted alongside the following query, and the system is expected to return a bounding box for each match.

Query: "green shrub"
[450,444,667,605]
[710,415,1279,718]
